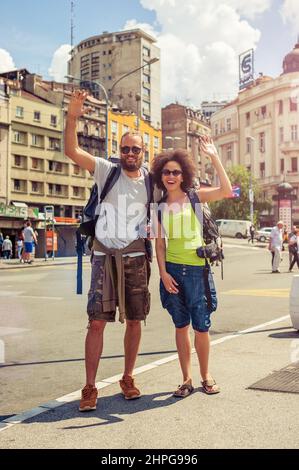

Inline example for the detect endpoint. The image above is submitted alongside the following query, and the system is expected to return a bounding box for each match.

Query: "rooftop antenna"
[71,0,75,49]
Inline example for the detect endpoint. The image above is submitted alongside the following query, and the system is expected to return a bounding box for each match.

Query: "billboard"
[239,49,254,90]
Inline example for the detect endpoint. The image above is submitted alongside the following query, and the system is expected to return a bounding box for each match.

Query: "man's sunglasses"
[120,146,142,155]
[161,169,183,177]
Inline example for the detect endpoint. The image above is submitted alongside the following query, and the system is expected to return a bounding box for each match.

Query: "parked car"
[255,227,273,242]
[216,219,251,239]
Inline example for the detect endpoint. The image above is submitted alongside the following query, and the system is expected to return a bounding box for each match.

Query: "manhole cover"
[248,362,299,394]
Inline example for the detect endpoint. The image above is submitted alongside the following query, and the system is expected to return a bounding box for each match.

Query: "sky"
[0,0,298,107]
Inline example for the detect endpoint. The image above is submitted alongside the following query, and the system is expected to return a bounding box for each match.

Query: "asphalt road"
[0,238,294,420]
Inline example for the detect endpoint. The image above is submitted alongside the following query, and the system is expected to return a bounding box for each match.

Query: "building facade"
[211,41,299,224]
[0,79,10,204]
[162,103,211,184]
[68,28,161,129]
[108,110,162,164]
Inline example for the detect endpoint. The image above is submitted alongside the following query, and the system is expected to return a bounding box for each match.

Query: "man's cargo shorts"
[160,262,217,332]
[87,254,151,322]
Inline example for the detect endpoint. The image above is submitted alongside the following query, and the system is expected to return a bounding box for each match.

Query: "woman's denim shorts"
[160,262,217,332]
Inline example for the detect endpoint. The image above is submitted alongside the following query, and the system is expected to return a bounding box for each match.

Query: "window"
[49,137,61,150]
[214,124,218,136]
[144,150,149,162]
[14,179,20,191]
[280,159,284,173]
[122,125,129,135]
[143,46,150,57]
[142,86,150,98]
[48,161,54,171]
[13,131,26,144]
[14,155,21,166]
[32,158,38,169]
[290,98,298,112]
[291,125,298,141]
[32,134,43,147]
[143,74,150,84]
[56,184,61,194]
[55,162,62,172]
[226,118,232,131]
[111,120,118,134]
[259,132,265,152]
[73,186,79,197]
[73,165,80,175]
[51,115,57,127]
[144,133,150,146]
[261,105,267,118]
[278,100,283,115]
[112,139,118,153]
[103,51,106,55]
[291,157,298,172]
[260,162,265,178]
[34,111,41,121]
[246,138,251,154]
[279,127,284,143]
[246,112,250,126]
[16,106,24,118]
[154,136,159,149]
[31,181,38,192]
[227,144,232,160]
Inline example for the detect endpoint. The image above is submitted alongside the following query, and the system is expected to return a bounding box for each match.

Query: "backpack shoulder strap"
[99,164,121,203]
[187,189,203,226]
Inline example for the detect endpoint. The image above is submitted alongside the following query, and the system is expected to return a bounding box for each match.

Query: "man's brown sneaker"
[119,375,141,400]
[79,384,98,411]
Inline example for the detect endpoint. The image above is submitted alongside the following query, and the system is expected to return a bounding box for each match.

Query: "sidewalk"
[0,315,298,449]
[0,256,90,270]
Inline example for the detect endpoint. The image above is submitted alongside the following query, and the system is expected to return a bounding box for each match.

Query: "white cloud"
[48,44,72,82]
[124,0,270,105]
[123,19,158,38]
[0,48,16,73]
[280,0,299,34]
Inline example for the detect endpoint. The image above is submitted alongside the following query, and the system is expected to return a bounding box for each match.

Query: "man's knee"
[125,320,141,329]
[88,319,106,332]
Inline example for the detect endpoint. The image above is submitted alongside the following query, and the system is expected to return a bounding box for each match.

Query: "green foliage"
[209,165,272,224]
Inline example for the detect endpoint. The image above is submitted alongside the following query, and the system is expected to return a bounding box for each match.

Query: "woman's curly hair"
[151,149,196,192]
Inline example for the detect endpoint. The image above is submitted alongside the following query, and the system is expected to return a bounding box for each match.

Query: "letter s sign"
[242,54,252,74]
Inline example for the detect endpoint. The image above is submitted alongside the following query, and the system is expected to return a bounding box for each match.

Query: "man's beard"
[120,156,143,172]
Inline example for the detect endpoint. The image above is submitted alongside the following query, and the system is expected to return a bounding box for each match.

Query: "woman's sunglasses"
[120,146,142,155]
[161,169,183,177]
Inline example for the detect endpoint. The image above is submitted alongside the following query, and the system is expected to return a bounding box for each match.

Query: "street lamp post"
[165,136,182,149]
[248,136,255,225]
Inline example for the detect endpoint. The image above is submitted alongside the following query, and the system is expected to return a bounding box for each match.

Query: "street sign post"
[44,205,55,261]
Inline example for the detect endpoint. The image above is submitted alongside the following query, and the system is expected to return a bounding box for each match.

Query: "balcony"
[252,113,272,128]
[280,140,299,153]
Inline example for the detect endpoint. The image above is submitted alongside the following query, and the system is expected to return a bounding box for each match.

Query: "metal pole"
[249,137,255,225]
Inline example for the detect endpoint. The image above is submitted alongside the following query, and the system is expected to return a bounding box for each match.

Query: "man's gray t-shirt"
[23,227,35,243]
[93,157,148,252]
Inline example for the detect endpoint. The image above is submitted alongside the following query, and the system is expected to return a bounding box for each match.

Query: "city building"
[68,28,161,128]
[211,41,299,224]
[162,103,211,184]
[201,100,228,120]
[108,109,162,164]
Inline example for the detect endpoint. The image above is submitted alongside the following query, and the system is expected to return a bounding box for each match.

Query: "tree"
[209,165,272,224]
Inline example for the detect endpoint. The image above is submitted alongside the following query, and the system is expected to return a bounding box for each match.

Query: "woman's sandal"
[201,378,220,395]
[173,382,194,398]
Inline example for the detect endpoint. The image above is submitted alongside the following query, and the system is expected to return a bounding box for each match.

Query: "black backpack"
[76,160,154,294]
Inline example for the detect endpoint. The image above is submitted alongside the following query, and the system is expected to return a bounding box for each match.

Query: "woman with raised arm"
[152,136,232,397]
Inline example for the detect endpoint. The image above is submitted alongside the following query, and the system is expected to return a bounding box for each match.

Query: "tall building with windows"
[68,29,161,129]
[162,103,211,184]
[211,41,299,224]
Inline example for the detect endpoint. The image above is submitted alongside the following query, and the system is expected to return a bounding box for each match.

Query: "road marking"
[0,327,30,336]
[224,244,261,250]
[222,289,290,298]
[0,292,63,300]
[0,314,290,433]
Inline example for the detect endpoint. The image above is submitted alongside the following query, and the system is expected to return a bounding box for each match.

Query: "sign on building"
[239,49,254,90]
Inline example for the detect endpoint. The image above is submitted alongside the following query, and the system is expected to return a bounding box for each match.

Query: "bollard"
[289,274,299,330]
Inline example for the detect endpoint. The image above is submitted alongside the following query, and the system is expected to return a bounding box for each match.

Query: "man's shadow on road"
[23,390,187,430]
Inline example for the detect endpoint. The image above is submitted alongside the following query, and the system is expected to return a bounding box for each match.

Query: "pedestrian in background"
[248,224,255,244]
[2,236,12,259]
[17,237,24,262]
[288,228,299,272]
[0,230,3,258]
[269,221,283,273]
[288,225,297,266]
[153,136,232,397]
[22,221,37,264]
